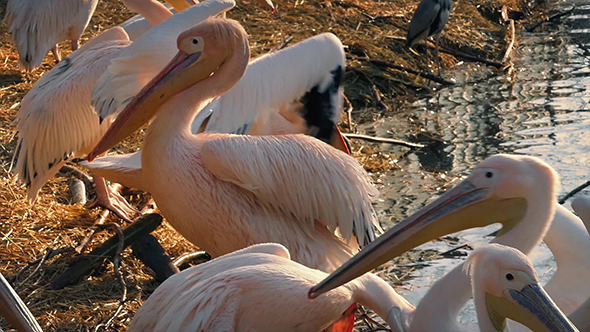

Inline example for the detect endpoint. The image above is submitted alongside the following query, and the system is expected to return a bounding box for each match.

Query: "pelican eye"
[505,273,514,281]
[485,172,493,178]
[192,38,199,45]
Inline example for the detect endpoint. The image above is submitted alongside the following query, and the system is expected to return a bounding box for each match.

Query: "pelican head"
[89,19,249,160]
[466,244,578,332]
[309,154,558,298]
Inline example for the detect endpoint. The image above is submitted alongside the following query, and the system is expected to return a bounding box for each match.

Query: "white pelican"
[309,154,584,328]
[127,243,411,332]
[11,0,233,220]
[569,195,590,331]
[83,31,351,190]
[0,273,42,332]
[464,243,577,332]
[4,0,99,71]
[126,242,574,331]
[88,19,379,272]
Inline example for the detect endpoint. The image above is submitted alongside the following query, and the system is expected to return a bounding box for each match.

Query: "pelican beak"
[309,178,527,299]
[89,50,226,161]
[486,283,579,332]
[164,0,194,11]
[0,273,42,332]
[330,126,350,154]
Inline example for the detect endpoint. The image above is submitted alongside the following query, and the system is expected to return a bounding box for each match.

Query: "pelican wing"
[12,27,130,200]
[92,0,236,123]
[79,151,145,191]
[200,33,345,141]
[201,134,380,246]
[4,0,98,71]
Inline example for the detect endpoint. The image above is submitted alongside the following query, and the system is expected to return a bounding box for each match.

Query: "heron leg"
[435,34,442,77]
[424,40,430,76]
[71,39,79,51]
[51,45,61,64]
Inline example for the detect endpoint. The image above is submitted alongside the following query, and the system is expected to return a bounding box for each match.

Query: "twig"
[342,94,354,132]
[352,68,390,111]
[342,133,426,148]
[367,59,454,86]
[437,45,504,69]
[52,214,163,289]
[76,209,110,253]
[173,251,212,269]
[11,247,73,287]
[526,6,576,32]
[94,223,127,332]
[439,244,473,258]
[502,19,515,64]
[270,35,293,53]
[559,180,590,204]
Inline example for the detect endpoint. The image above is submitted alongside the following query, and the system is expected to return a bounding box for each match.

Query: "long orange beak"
[309,178,528,299]
[0,273,42,332]
[164,0,195,11]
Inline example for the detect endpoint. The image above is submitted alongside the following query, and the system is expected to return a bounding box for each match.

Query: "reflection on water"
[362,0,590,326]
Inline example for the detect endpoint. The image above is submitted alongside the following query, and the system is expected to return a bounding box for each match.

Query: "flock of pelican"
[1,0,588,331]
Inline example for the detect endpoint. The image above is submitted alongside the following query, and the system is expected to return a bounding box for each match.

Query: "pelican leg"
[51,45,61,64]
[71,39,79,51]
[89,178,139,222]
[0,273,43,332]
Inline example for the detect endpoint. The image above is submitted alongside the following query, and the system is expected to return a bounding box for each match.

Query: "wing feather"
[12,27,130,199]
[203,33,345,137]
[4,0,98,71]
[92,0,236,122]
[201,134,380,246]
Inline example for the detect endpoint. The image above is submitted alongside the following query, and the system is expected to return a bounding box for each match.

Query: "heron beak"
[257,0,275,12]
[485,283,579,332]
[0,273,42,332]
[164,0,193,11]
[309,178,527,299]
[89,50,226,161]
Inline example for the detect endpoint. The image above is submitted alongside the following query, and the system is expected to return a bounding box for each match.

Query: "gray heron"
[406,0,452,77]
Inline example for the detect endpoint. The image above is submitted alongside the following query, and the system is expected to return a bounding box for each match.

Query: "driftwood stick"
[502,19,515,64]
[559,180,590,204]
[437,45,504,69]
[342,133,426,148]
[270,35,293,53]
[52,213,163,289]
[526,6,576,32]
[367,59,454,86]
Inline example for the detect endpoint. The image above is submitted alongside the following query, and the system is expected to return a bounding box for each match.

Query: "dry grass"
[0,0,546,330]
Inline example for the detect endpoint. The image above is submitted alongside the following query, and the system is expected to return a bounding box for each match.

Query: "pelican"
[569,195,590,331]
[0,273,42,332]
[127,242,574,331]
[4,0,99,71]
[463,243,577,332]
[83,32,351,190]
[127,243,411,332]
[11,0,233,220]
[88,19,379,272]
[309,155,580,326]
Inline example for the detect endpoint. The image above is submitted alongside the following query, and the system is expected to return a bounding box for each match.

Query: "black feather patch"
[299,65,343,143]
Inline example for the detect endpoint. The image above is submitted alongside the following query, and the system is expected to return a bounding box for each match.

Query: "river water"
[361,0,590,326]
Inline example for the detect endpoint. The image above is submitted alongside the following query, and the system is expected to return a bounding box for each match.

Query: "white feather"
[92,0,236,123]
[4,0,98,71]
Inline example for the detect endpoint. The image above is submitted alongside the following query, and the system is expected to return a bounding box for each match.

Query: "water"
[361,0,590,326]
